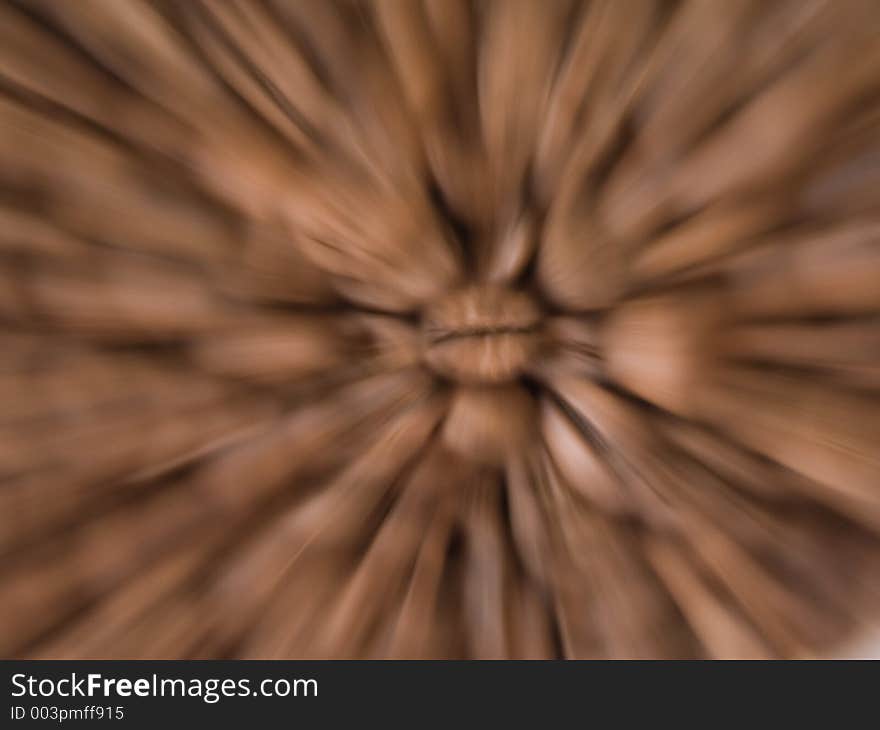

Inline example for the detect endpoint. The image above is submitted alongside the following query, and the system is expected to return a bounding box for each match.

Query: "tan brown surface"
[1,0,880,659]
